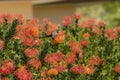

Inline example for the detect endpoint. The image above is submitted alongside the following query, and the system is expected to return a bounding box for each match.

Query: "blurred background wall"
[33,1,120,27]
[0,1,33,19]
[33,3,76,23]
[0,0,120,27]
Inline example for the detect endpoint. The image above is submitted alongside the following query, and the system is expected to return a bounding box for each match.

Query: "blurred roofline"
[0,0,119,5]
[32,0,63,5]
[32,0,120,6]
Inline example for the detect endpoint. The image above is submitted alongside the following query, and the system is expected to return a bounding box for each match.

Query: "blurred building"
[0,0,67,20]
[0,0,118,24]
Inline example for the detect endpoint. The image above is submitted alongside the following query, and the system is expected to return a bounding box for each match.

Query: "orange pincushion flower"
[13,25,24,39]
[69,40,81,53]
[28,58,42,70]
[55,52,64,61]
[0,59,15,75]
[40,25,46,31]
[72,13,82,20]
[83,33,90,39]
[22,37,34,46]
[34,39,42,46]
[15,66,33,80]
[62,16,72,26]
[29,18,39,27]
[105,28,117,40]
[65,53,76,65]
[44,54,57,64]
[70,64,85,74]
[53,31,66,43]
[92,27,101,36]
[47,68,58,76]
[14,14,26,24]
[0,18,4,24]
[87,19,96,27]
[31,26,40,37]
[89,56,101,66]
[28,19,40,36]
[79,19,96,29]
[0,13,14,23]
[22,24,40,37]
[46,23,58,35]
[84,66,91,74]
[44,52,64,64]
[0,39,4,50]
[80,40,89,46]
[54,60,67,72]
[114,65,120,74]
[98,20,105,27]
[24,48,39,58]
[55,65,67,73]
[40,70,48,78]
[52,61,58,67]
[84,66,95,75]
[116,26,120,33]
[14,18,40,47]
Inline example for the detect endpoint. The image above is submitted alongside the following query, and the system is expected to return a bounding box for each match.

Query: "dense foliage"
[0,13,120,80]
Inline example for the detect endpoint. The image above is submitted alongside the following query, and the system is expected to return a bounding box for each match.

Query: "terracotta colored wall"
[0,1,33,19]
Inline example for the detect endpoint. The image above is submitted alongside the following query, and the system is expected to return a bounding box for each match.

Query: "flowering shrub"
[0,13,120,80]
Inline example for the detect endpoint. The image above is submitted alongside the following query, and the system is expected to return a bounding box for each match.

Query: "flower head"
[22,37,34,46]
[116,26,120,33]
[46,23,58,35]
[53,31,66,43]
[72,13,82,20]
[0,13,14,23]
[114,65,120,74]
[44,52,64,64]
[14,14,26,24]
[92,27,101,36]
[28,58,42,70]
[47,68,58,76]
[34,39,42,46]
[0,59,15,75]
[89,56,101,66]
[80,40,89,46]
[97,20,105,27]
[55,65,67,73]
[84,65,95,75]
[14,19,40,46]
[69,40,81,53]
[62,16,72,26]
[79,19,96,29]
[83,33,90,39]
[15,66,33,80]
[65,53,76,65]
[105,28,117,40]
[24,48,39,58]
[70,64,85,74]
[22,19,40,37]
[0,39,4,50]
[40,70,48,78]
